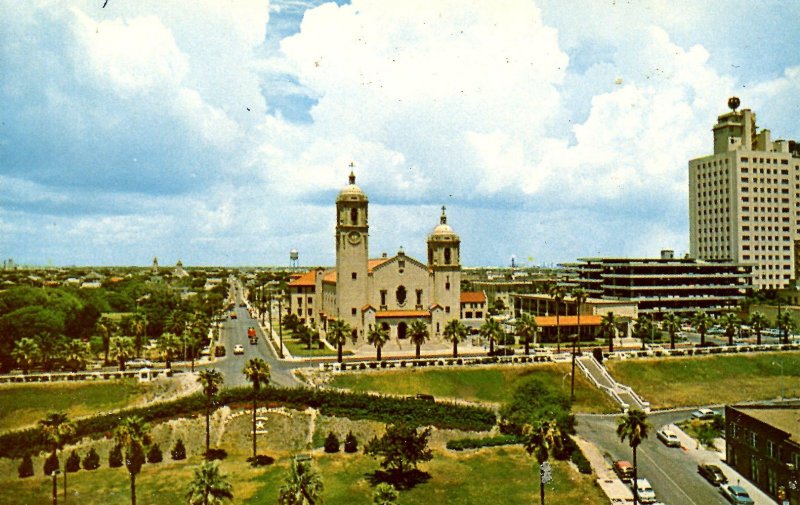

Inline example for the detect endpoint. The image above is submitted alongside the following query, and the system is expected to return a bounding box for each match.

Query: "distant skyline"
[2,1,799,268]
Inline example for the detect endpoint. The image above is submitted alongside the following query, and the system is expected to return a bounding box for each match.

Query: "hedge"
[0,385,496,459]
[446,434,521,451]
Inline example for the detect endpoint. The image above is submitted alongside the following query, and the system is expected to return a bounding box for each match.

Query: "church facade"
[288,172,462,348]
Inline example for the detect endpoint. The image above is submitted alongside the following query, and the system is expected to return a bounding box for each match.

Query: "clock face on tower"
[347,231,362,245]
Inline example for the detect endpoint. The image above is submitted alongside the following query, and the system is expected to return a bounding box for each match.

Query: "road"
[577,410,733,505]
[207,304,305,389]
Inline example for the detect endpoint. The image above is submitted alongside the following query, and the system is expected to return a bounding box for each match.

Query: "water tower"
[290,249,299,268]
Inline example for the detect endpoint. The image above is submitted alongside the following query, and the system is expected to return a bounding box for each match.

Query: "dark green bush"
[18,453,34,478]
[147,443,163,463]
[65,450,81,472]
[446,434,521,451]
[324,432,340,453]
[43,452,59,476]
[171,439,186,460]
[82,448,100,470]
[344,431,358,453]
[108,444,123,468]
[569,444,592,474]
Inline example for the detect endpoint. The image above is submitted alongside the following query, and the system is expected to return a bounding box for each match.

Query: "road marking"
[640,447,700,505]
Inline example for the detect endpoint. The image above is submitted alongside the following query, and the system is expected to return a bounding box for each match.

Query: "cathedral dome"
[428,206,459,240]
[336,171,368,202]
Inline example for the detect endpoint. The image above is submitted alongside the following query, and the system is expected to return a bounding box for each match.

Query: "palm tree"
[366,325,390,361]
[777,311,794,344]
[62,339,90,372]
[11,337,39,374]
[616,409,649,505]
[242,358,271,461]
[115,415,151,505]
[749,311,768,345]
[523,420,563,505]
[408,320,429,359]
[278,458,324,505]
[600,311,617,353]
[131,312,147,358]
[40,412,76,501]
[633,315,653,350]
[570,288,587,402]
[197,369,224,456]
[110,336,136,371]
[515,312,538,356]
[158,332,180,369]
[719,312,739,347]
[479,317,504,355]
[327,319,352,364]
[548,284,566,353]
[186,461,233,505]
[443,319,467,358]
[95,318,113,365]
[661,313,681,350]
[692,311,712,346]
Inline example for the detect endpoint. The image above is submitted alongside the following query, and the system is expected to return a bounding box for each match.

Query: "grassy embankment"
[329,363,619,413]
[606,351,800,409]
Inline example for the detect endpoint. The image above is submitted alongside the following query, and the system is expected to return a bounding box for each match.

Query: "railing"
[0,368,169,384]
[321,353,553,373]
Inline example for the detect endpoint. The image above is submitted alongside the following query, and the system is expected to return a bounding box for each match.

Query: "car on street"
[656,426,681,447]
[697,463,728,486]
[613,460,634,482]
[691,408,718,420]
[127,359,153,369]
[633,478,657,504]
[233,344,244,355]
[719,484,754,504]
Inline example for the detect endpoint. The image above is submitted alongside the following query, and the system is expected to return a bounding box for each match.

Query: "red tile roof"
[534,315,602,327]
[376,310,430,318]
[322,258,392,284]
[460,291,486,303]
[288,270,316,287]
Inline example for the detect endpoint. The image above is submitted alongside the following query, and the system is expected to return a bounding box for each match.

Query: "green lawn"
[606,351,800,409]
[0,380,149,432]
[0,446,605,505]
[284,338,343,357]
[329,363,619,413]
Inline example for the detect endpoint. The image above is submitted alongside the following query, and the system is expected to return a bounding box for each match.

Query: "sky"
[1,0,799,268]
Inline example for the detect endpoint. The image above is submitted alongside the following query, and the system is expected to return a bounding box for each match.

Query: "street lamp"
[570,333,578,401]
[277,292,285,359]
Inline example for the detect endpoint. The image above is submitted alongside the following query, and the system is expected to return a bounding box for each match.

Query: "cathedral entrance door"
[397,321,408,340]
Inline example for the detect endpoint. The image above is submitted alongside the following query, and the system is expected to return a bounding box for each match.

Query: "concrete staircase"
[577,355,650,413]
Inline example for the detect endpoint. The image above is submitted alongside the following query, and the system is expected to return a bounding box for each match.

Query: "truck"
[247,326,257,344]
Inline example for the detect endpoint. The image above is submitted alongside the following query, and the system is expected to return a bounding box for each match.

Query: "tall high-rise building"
[689,99,800,290]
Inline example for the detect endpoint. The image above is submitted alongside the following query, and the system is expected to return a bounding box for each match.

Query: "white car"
[691,408,717,420]
[127,359,153,368]
[656,427,681,447]
[233,344,244,355]
[634,478,657,504]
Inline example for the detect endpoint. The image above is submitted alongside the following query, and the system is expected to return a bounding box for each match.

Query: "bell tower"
[335,170,369,331]
[427,206,461,322]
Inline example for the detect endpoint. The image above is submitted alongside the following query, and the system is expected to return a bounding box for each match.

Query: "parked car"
[697,463,727,486]
[656,427,681,447]
[633,478,657,504]
[691,408,718,420]
[233,344,244,355]
[127,359,153,369]
[719,484,754,504]
[613,460,634,482]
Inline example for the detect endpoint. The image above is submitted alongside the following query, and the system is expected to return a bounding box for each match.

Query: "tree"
[43,451,60,476]
[479,317,504,355]
[367,325,390,361]
[65,450,81,472]
[443,319,467,358]
[147,443,163,463]
[109,444,124,467]
[115,415,151,505]
[242,358,271,461]
[11,337,39,374]
[171,439,187,461]
[82,448,101,470]
[197,368,224,456]
[662,313,681,350]
[40,412,76,500]
[408,320,429,359]
[372,483,399,505]
[600,311,617,353]
[186,461,233,505]
[616,409,649,505]
[110,336,136,371]
[777,310,794,345]
[500,377,574,435]
[324,432,340,453]
[514,313,537,356]
[749,311,768,345]
[158,332,180,369]
[570,288,588,401]
[62,338,90,372]
[721,312,740,347]
[278,458,324,505]
[633,315,653,350]
[18,453,34,478]
[364,424,433,476]
[35,332,66,372]
[523,420,563,505]
[692,311,712,346]
[344,432,358,453]
[548,284,566,353]
[327,319,352,364]
[131,311,147,358]
[95,318,114,365]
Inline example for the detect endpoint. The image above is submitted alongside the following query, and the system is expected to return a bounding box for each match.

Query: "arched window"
[350,208,358,225]
[444,247,451,264]
[396,285,407,306]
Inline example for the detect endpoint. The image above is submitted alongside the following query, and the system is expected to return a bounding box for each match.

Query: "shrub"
[205,448,227,460]
[344,431,358,453]
[65,450,81,473]
[147,443,163,463]
[324,432,340,453]
[592,348,604,363]
[43,452,60,476]
[82,448,100,470]
[446,434,521,451]
[18,453,34,478]
[108,444,123,468]
[171,439,186,460]
[569,444,592,474]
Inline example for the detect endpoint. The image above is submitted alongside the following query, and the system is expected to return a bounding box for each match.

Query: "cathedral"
[288,172,462,348]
